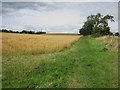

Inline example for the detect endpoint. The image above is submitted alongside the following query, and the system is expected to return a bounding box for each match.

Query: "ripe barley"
[2,33,80,55]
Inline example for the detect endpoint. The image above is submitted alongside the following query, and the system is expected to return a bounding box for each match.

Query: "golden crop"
[2,33,80,55]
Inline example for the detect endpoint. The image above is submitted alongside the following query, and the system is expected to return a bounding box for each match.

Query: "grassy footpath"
[2,36,118,88]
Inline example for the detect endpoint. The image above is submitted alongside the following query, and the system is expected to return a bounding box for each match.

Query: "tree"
[79,13,114,36]
[114,32,119,36]
[1,29,9,32]
[79,28,84,35]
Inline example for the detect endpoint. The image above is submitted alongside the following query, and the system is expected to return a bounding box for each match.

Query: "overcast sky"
[1,0,119,33]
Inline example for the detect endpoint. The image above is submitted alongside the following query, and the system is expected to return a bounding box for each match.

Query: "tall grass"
[96,36,119,51]
[2,33,80,55]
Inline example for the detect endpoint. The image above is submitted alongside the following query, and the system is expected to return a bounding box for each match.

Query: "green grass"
[2,36,118,88]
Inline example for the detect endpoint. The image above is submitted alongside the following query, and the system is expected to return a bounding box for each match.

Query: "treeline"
[79,13,119,37]
[0,29,46,34]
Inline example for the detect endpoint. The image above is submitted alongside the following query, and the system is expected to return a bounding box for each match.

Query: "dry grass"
[96,35,119,51]
[2,33,80,55]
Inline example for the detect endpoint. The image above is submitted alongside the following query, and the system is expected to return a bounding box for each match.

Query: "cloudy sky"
[1,0,119,33]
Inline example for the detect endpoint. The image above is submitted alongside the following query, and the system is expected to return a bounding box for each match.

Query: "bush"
[91,33,101,37]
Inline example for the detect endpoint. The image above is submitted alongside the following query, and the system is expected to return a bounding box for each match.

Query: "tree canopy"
[79,13,114,37]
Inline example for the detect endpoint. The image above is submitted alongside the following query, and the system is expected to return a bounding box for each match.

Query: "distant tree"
[79,13,114,37]
[1,29,46,34]
[79,28,84,35]
[9,30,13,33]
[21,30,28,34]
[29,31,35,34]
[114,32,119,36]
[2,29,9,32]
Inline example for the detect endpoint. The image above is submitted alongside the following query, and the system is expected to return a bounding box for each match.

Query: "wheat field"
[2,33,80,55]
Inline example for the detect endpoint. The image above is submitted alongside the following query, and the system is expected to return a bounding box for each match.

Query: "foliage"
[114,32,119,36]
[1,29,46,34]
[79,13,114,36]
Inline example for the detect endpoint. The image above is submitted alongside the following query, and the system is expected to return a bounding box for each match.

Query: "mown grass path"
[2,37,118,88]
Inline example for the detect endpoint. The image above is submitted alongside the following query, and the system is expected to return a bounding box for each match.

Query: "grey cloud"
[76,2,118,18]
[2,2,88,16]
[2,2,44,15]
[3,2,117,17]
[2,2,67,15]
